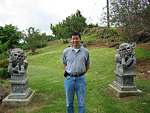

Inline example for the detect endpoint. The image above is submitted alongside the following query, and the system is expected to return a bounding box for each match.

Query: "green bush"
[84,37,96,45]
[0,52,9,60]
[40,41,47,47]
[37,41,47,48]
[0,67,10,79]
[22,44,29,50]
[87,23,98,28]
[102,27,117,38]
[114,36,124,41]
[0,79,4,84]
[0,41,9,54]
[0,59,9,68]
[0,59,10,79]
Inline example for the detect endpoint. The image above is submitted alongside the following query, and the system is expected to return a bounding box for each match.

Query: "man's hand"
[63,64,67,70]
[84,65,89,74]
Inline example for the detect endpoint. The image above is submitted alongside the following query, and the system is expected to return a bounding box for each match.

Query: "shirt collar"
[71,46,83,51]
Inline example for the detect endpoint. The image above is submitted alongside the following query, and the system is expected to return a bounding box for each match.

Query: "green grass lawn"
[2,40,150,113]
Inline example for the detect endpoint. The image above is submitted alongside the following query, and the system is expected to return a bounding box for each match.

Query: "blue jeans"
[65,75,86,113]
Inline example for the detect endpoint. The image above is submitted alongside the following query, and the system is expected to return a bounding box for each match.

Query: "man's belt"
[68,73,84,77]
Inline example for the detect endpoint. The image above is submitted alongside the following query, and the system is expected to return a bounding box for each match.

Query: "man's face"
[71,35,81,48]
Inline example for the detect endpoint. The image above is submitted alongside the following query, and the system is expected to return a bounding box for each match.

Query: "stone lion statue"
[7,48,28,74]
[115,42,136,73]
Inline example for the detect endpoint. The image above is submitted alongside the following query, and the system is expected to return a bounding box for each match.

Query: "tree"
[50,10,87,40]
[87,23,99,28]
[68,10,87,33]
[23,27,42,53]
[100,0,150,42]
[0,24,21,53]
[110,0,150,41]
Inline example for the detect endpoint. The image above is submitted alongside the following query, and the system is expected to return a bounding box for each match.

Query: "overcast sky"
[0,0,106,35]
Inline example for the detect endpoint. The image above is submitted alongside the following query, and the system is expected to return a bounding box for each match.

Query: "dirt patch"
[135,58,150,79]
[84,39,123,49]
[135,42,150,79]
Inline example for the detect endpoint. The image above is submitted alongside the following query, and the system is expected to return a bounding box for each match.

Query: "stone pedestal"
[113,70,137,91]
[2,73,35,106]
[2,91,35,106]
[2,72,35,106]
[8,73,32,99]
[109,84,142,98]
[109,70,142,97]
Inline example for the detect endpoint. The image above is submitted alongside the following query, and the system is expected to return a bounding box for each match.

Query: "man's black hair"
[71,32,81,39]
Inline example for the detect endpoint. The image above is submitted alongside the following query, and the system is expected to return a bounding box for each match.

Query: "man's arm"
[84,65,89,74]
[63,64,67,70]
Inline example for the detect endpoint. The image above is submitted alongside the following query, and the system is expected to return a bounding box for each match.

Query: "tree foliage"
[50,10,87,40]
[87,23,99,28]
[111,0,150,41]
[22,27,44,53]
[0,24,21,53]
[100,0,150,42]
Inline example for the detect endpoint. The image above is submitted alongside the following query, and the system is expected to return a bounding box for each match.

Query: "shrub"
[87,23,98,28]
[37,41,47,48]
[0,51,9,60]
[0,41,8,54]
[22,44,29,50]
[0,59,10,79]
[102,27,117,38]
[0,67,10,79]
[84,37,96,45]
[0,59,9,68]
[114,36,124,41]
[40,41,47,47]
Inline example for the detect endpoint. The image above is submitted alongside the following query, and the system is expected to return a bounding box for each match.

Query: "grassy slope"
[4,40,150,113]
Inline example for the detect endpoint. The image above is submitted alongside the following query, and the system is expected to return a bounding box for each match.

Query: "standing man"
[62,32,90,113]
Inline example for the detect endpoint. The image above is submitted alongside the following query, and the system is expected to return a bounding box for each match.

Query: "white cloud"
[0,0,106,35]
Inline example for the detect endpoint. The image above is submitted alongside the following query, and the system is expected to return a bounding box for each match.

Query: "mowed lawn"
[3,40,150,113]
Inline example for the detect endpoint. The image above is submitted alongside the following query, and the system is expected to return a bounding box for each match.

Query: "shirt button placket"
[74,52,78,75]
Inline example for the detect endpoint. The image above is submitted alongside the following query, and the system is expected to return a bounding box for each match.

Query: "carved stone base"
[110,70,142,97]
[8,88,32,99]
[2,90,35,106]
[113,81,137,91]
[8,75,33,99]
[113,70,137,91]
[109,84,142,98]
